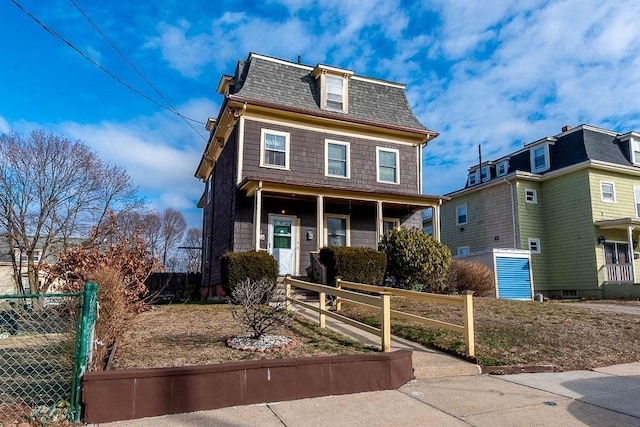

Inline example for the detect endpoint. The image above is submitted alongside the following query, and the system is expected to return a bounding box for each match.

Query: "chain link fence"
[0,284,97,424]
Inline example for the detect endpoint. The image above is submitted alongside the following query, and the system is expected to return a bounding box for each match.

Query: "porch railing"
[604,263,634,283]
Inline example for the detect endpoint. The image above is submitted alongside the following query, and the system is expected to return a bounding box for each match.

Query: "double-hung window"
[325,140,350,178]
[634,187,640,217]
[530,144,550,173]
[528,238,541,254]
[377,147,399,184]
[325,75,345,111]
[600,182,616,203]
[456,204,468,226]
[525,189,537,204]
[260,129,289,169]
[325,214,350,247]
[632,139,640,165]
[497,161,508,177]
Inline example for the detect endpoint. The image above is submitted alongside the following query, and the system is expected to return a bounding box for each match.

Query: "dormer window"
[480,166,491,182]
[312,64,353,114]
[468,170,479,186]
[530,145,550,173]
[497,160,509,177]
[631,138,640,165]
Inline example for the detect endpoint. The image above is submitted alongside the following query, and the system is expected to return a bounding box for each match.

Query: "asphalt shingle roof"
[229,54,429,132]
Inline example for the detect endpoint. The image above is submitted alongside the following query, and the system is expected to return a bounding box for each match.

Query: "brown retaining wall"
[82,350,414,423]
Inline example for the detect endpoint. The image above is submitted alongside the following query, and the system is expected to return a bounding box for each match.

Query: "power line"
[10,0,207,140]
[68,0,206,136]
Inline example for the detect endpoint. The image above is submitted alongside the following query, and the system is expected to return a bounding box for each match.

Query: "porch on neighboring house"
[239,179,444,278]
[595,219,640,297]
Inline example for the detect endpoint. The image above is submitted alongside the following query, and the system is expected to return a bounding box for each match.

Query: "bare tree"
[159,208,186,269]
[0,130,141,294]
[180,227,202,273]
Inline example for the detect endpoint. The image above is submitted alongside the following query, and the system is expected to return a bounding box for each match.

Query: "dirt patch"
[112,304,376,369]
[340,297,640,371]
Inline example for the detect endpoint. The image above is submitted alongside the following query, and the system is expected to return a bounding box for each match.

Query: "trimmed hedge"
[319,246,386,285]
[221,251,278,295]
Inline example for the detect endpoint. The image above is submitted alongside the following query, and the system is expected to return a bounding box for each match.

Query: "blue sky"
[2,0,640,229]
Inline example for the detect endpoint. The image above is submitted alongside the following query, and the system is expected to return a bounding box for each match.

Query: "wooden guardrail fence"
[284,276,476,357]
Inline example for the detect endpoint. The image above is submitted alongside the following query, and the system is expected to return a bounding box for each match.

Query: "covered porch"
[594,218,640,285]
[239,179,445,277]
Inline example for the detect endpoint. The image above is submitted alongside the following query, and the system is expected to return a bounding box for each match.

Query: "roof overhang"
[239,179,447,208]
[595,218,640,230]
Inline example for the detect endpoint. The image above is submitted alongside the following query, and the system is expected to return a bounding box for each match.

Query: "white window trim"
[468,170,479,186]
[324,214,351,246]
[383,217,400,234]
[632,138,640,165]
[325,139,350,178]
[376,147,400,184]
[207,175,213,204]
[322,73,349,113]
[530,144,550,173]
[497,161,508,177]
[456,204,468,226]
[528,238,541,254]
[259,128,290,170]
[525,189,538,204]
[600,181,616,203]
[480,166,490,183]
[634,186,640,218]
[457,246,470,256]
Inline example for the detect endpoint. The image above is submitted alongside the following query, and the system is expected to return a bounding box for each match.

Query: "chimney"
[561,125,572,132]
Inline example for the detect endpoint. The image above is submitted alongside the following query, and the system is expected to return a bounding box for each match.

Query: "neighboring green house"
[441,124,640,299]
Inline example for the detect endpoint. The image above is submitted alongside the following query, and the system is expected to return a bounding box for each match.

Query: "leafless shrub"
[229,279,294,339]
[447,260,495,297]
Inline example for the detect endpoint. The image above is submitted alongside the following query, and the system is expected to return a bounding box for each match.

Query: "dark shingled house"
[195,53,444,295]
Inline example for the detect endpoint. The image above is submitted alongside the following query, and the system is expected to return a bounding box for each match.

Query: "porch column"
[253,182,263,251]
[316,195,324,251]
[432,204,441,242]
[376,201,383,242]
[627,225,636,282]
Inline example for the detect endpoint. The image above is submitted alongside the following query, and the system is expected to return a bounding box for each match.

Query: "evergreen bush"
[319,246,386,285]
[221,251,279,296]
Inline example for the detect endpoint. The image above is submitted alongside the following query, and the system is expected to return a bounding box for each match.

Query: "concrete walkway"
[95,362,640,426]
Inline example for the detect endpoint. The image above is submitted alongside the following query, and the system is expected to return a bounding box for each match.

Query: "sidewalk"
[95,362,640,426]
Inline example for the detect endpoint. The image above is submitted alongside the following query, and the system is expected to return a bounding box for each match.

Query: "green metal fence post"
[70,282,98,422]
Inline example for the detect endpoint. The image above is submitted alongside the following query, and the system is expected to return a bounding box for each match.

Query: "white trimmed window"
[480,166,490,182]
[600,182,616,203]
[525,189,537,204]
[632,139,640,165]
[457,246,470,256]
[383,218,400,235]
[376,147,399,184]
[468,170,479,186]
[497,161,509,177]
[528,238,541,254]
[260,129,290,169]
[325,214,350,247]
[325,75,346,112]
[325,140,350,178]
[635,187,640,217]
[530,145,550,173]
[456,204,468,226]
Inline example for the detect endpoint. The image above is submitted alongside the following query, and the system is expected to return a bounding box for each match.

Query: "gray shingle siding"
[241,119,419,194]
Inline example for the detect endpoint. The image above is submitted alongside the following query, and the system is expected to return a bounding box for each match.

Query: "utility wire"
[10,0,207,141]
[68,0,206,136]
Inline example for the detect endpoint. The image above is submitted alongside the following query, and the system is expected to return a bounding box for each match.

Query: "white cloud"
[0,116,9,133]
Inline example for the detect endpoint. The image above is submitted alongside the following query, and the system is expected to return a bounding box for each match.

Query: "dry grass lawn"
[340,297,640,371]
[112,303,376,369]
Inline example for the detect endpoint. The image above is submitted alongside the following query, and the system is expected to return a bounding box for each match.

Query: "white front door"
[268,215,297,276]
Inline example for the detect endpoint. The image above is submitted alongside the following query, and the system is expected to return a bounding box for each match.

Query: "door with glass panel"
[268,215,297,275]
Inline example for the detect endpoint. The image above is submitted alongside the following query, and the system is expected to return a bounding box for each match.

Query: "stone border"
[82,350,413,424]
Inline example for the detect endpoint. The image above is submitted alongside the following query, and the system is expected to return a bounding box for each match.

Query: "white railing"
[604,263,634,283]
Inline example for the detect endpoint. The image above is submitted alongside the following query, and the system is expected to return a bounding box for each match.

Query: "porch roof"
[595,218,640,230]
[238,178,448,208]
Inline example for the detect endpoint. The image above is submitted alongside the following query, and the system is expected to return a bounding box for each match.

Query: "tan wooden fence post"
[463,291,475,357]
[335,277,342,312]
[380,292,391,352]
[285,279,291,312]
[319,290,326,328]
